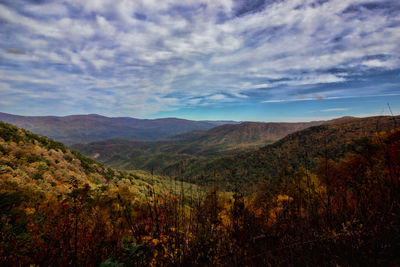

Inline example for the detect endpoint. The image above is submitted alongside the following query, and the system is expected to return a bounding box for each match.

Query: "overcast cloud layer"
[0,0,400,119]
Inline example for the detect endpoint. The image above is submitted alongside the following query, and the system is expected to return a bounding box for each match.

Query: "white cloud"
[1,0,400,116]
[209,94,227,100]
[263,93,400,103]
[23,2,68,17]
[0,4,63,38]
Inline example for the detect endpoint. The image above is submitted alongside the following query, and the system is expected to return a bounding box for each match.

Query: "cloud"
[209,94,228,101]
[0,0,399,116]
[263,93,400,103]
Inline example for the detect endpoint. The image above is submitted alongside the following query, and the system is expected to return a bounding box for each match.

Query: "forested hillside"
[1,120,399,266]
[173,116,400,191]
[0,121,199,199]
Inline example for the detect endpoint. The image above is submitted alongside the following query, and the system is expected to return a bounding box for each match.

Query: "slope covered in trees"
[1,120,399,266]
[0,121,198,199]
[173,116,400,191]
[73,120,325,172]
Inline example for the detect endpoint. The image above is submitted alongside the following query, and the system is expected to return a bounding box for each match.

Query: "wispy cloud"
[263,93,400,103]
[0,0,399,117]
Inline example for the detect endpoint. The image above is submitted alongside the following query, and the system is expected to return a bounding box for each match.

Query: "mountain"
[169,121,324,148]
[73,120,326,172]
[0,112,236,145]
[174,115,399,191]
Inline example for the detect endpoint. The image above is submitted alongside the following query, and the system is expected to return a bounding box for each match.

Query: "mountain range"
[0,112,236,145]
[72,120,331,172]
[2,111,398,192]
[72,116,380,177]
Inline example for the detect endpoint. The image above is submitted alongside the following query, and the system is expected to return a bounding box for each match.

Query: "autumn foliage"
[1,121,400,266]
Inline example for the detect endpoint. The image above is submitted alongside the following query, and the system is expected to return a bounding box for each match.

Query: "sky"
[0,0,400,122]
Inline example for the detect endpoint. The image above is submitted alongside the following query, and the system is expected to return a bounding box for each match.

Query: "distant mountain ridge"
[0,112,237,145]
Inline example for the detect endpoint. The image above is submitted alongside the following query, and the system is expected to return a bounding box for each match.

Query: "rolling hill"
[0,112,236,145]
[73,120,326,172]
